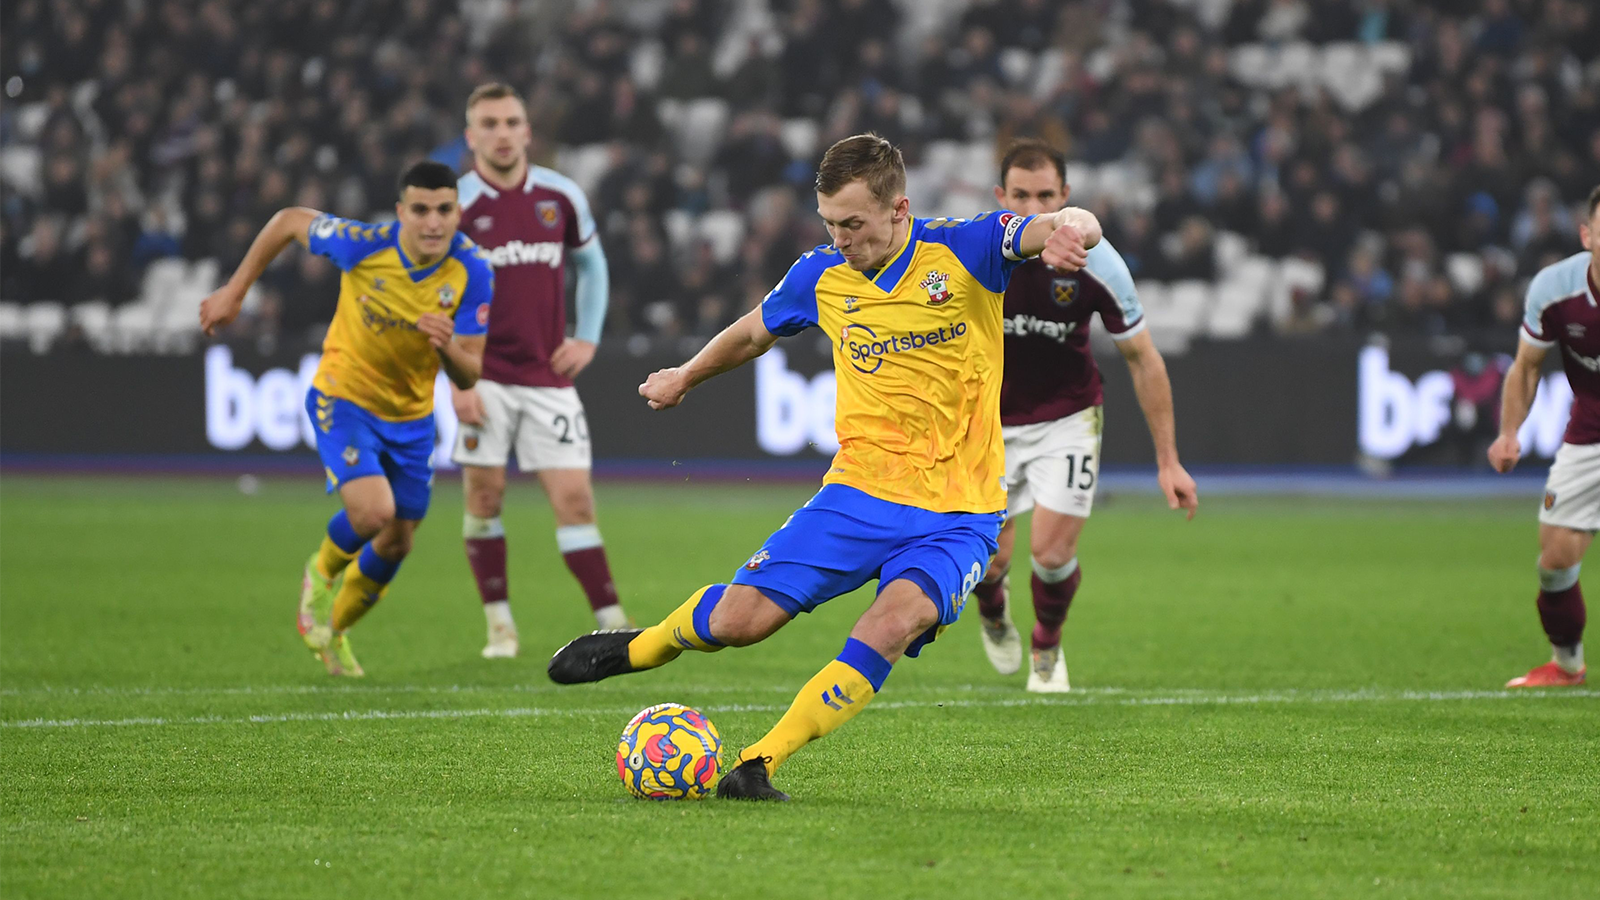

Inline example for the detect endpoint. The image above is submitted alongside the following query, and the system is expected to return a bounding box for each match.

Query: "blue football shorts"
[730,483,1004,656]
[306,388,436,521]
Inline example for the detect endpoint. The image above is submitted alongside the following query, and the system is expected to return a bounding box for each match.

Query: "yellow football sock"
[740,657,880,774]
[331,552,397,631]
[315,537,358,581]
[627,584,729,670]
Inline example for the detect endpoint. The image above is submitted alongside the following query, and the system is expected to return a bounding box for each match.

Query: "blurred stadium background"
[1,0,1598,477]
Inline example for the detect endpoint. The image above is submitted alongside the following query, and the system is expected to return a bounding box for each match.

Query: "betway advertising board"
[0,337,1572,467]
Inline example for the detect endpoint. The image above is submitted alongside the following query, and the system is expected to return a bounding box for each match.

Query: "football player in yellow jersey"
[199,161,494,676]
[549,134,1099,799]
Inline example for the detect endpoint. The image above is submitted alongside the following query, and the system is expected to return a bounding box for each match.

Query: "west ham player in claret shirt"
[450,83,628,658]
[971,140,1199,692]
[1487,184,1600,689]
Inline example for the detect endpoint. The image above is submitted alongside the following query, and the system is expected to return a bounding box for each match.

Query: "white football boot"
[979,606,1023,675]
[1026,644,1071,693]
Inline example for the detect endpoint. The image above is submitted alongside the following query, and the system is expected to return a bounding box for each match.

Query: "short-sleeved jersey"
[762,212,1036,513]
[307,214,494,421]
[1000,239,1144,426]
[458,166,596,389]
[1521,251,1600,445]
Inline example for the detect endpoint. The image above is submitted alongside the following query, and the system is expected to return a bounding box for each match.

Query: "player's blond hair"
[815,133,905,207]
[465,82,525,119]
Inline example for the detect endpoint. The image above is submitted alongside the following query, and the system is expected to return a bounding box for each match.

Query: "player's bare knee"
[554,490,595,525]
[347,503,395,537]
[466,488,503,519]
[1032,541,1078,572]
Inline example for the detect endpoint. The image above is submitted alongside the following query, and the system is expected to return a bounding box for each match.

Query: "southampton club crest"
[1052,277,1079,306]
[437,283,456,308]
[920,270,952,306]
[744,549,770,571]
[536,200,560,228]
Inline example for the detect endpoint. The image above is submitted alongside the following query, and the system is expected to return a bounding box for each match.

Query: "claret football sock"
[332,545,403,631]
[739,638,891,774]
[1030,557,1081,651]
[556,524,622,617]
[463,513,509,605]
[1537,564,1586,673]
[626,584,727,670]
[316,510,364,581]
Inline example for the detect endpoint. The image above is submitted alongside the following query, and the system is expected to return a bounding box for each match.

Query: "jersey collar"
[395,234,449,283]
[861,218,918,294]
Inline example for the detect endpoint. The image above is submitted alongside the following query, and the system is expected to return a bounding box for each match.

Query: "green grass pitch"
[2,475,1596,899]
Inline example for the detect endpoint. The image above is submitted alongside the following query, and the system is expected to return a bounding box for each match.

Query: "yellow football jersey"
[306,214,494,421]
[761,212,1036,513]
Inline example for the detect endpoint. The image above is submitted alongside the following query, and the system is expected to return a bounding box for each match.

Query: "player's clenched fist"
[1041,224,1089,272]
[198,285,246,336]
[639,367,690,410]
[1487,434,1521,473]
[416,312,455,349]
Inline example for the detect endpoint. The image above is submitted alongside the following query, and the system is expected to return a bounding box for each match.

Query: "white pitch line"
[2,688,1593,730]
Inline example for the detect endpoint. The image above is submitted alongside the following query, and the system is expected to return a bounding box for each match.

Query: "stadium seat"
[923,141,965,183]
[1446,253,1486,295]
[110,303,155,353]
[139,258,189,309]
[0,301,23,340]
[1214,230,1250,270]
[998,48,1035,87]
[696,210,746,266]
[661,209,694,254]
[629,38,665,92]
[779,118,819,161]
[72,301,113,349]
[675,98,730,166]
[1269,257,1327,324]
[555,144,614,199]
[24,301,66,353]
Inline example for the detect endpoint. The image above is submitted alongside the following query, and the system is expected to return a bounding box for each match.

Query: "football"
[615,703,722,800]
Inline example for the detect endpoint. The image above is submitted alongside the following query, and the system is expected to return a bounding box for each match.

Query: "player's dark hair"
[397,160,458,198]
[1588,184,1600,221]
[815,133,905,206]
[999,139,1067,187]
[466,82,525,116]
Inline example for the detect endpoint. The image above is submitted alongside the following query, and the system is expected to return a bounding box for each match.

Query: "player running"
[451,83,627,659]
[1487,184,1600,688]
[547,134,1100,800]
[972,140,1199,692]
[199,161,493,676]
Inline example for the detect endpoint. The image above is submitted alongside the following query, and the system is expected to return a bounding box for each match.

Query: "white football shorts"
[1003,405,1103,520]
[451,380,592,471]
[1539,441,1600,532]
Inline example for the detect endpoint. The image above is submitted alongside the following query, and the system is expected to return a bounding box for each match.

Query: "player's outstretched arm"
[639,307,779,410]
[1117,329,1198,519]
[1017,207,1103,271]
[199,207,320,335]
[1489,339,1547,473]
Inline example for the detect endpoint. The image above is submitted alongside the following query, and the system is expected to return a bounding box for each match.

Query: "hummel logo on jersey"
[1569,323,1586,339]
[371,277,387,293]
[1003,313,1078,343]
[843,296,860,313]
[820,684,855,710]
[473,216,493,231]
[485,240,563,268]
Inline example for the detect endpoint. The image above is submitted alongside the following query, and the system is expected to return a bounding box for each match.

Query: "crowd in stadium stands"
[1,0,1598,353]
